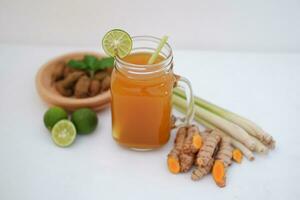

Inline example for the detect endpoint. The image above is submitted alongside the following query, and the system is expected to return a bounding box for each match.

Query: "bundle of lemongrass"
[172,88,275,161]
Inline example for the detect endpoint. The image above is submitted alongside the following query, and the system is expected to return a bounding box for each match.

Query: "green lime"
[44,107,68,130]
[51,120,76,147]
[71,108,98,134]
[102,29,132,58]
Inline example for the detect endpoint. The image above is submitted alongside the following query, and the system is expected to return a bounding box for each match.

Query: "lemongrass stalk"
[195,107,260,152]
[196,117,255,161]
[250,135,268,154]
[238,118,274,148]
[173,103,255,161]
[173,88,275,148]
[173,95,256,151]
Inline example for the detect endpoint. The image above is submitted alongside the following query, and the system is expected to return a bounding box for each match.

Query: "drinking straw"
[147,36,168,64]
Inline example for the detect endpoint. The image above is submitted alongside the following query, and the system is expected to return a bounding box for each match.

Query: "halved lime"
[102,29,132,58]
[51,120,76,147]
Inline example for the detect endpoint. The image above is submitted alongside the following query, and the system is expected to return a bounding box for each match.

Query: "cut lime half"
[102,29,132,58]
[51,120,77,147]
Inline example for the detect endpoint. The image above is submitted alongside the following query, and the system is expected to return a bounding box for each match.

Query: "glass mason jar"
[111,36,193,150]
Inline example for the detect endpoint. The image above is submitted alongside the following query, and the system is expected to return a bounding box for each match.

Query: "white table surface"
[0,44,299,200]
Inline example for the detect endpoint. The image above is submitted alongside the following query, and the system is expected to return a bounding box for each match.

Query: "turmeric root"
[191,131,220,180]
[212,160,226,187]
[167,127,187,174]
[215,137,233,168]
[179,153,195,173]
[180,125,202,172]
[212,137,233,187]
[210,128,254,161]
[89,79,101,97]
[191,158,214,181]
[56,71,84,96]
[232,148,243,163]
[171,115,177,129]
[74,76,91,98]
[182,125,203,154]
[196,131,221,167]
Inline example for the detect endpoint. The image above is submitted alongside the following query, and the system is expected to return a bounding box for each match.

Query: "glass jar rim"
[115,35,173,69]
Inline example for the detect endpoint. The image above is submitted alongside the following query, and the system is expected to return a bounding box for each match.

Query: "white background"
[0,45,300,200]
[1,1,300,200]
[0,0,300,52]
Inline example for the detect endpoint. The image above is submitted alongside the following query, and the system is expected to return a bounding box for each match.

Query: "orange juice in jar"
[111,36,193,150]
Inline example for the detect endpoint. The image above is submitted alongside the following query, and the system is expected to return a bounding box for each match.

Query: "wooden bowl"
[36,52,111,112]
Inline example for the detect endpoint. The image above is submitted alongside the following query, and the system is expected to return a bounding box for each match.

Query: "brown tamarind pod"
[55,71,84,97]
[61,71,85,88]
[63,66,76,77]
[106,67,113,75]
[56,81,73,97]
[101,76,111,92]
[74,76,91,98]
[51,62,65,82]
[89,79,101,97]
[63,66,87,78]
[94,71,107,81]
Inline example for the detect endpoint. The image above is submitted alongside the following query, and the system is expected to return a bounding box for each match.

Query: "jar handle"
[174,75,194,125]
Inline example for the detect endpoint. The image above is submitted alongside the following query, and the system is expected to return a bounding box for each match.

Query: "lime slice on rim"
[51,120,77,147]
[102,29,132,58]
